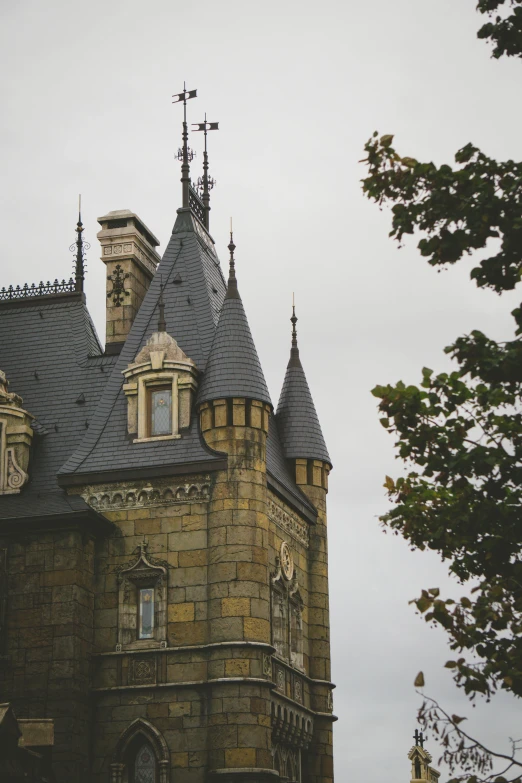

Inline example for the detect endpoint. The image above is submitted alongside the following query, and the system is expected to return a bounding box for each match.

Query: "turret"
[198,233,274,779]
[276,305,334,782]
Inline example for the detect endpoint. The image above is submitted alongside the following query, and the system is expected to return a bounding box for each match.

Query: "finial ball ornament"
[280,541,294,581]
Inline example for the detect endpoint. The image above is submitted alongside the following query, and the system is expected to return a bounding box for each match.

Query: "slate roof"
[0,206,320,521]
[58,209,229,482]
[276,340,331,466]
[197,249,272,406]
[0,292,116,520]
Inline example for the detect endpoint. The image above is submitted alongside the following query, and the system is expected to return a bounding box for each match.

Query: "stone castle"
[0,97,335,783]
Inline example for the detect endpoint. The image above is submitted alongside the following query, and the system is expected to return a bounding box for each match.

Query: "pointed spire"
[289,294,300,367]
[73,194,87,293]
[226,220,239,300]
[197,226,271,406]
[157,281,166,332]
[275,303,331,465]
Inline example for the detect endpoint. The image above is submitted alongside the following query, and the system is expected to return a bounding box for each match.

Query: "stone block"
[221,597,250,617]
[169,702,192,717]
[224,659,250,677]
[209,724,237,748]
[236,562,267,583]
[208,562,236,584]
[172,752,189,768]
[224,747,256,767]
[179,549,207,567]
[209,617,243,642]
[168,621,207,646]
[243,617,270,643]
[238,725,269,749]
[168,530,207,551]
[168,603,195,623]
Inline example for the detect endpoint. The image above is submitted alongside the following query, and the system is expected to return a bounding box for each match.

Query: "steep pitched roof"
[197,237,271,406]
[275,313,331,466]
[58,209,228,483]
[0,292,115,520]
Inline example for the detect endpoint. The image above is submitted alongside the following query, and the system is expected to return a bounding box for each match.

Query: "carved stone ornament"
[122,330,198,441]
[129,656,156,685]
[81,476,211,510]
[267,497,309,548]
[263,653,272,677]
[280,541,294,581]
[0,370,33,495]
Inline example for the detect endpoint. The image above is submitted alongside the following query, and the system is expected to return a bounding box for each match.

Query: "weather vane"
[192,114,219,230]
[172,83,197,208]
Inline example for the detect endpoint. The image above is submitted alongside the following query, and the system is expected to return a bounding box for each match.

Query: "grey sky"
[1,0,520,780]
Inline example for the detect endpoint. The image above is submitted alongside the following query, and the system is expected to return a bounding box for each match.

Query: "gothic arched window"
[134,742,156,783]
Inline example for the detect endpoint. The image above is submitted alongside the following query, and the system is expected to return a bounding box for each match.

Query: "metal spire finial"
[157,278,166,332]
[172,83,197,209]
[192,113,219,230]
[413,729,425,748]
[70,194,90,293]
[226,218,239,300]
[288,293,301,367]
[291,293,298,347]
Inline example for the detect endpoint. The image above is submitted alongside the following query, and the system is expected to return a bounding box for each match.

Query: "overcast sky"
[1,1,520,780]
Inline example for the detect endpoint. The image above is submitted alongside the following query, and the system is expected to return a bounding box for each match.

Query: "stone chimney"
[97,210,161,353]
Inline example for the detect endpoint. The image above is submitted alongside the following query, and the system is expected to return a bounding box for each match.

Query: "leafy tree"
[362,3,522,781]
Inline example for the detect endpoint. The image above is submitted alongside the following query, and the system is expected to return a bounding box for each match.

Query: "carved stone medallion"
[280,542,294,581]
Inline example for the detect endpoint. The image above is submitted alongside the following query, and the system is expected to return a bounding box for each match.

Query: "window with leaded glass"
[134,742,156,783]
[149,387,172,436]
[138,588,154,639]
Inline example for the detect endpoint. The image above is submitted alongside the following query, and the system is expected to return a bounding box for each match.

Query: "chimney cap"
[97,209,160,248]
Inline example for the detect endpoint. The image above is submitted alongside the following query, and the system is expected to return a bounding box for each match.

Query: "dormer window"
[149,386,172,436]
[122,329,198,443]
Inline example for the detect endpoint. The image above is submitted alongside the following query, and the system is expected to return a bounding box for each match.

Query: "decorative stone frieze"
[0,370,33,495]
[267,497,309,548]
[122,330,198,441]
[81,476,211,509]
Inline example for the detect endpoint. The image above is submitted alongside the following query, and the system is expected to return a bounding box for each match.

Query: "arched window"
[111,718,169,783]
[134,742,156,783]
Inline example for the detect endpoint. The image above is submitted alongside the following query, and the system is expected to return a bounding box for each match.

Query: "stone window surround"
[115,543,168,651]
[123,355,198,443]
[136,372,180,442]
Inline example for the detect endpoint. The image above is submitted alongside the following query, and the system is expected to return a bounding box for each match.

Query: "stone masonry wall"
[0,528,96,783]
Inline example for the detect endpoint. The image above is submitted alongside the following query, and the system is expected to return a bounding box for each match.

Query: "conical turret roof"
[198,234,271,406]
[275,307,331,465]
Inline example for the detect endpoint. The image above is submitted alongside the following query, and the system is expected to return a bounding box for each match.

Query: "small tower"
[409,731,441,783]
[198,232,274,778]
[275,304,334,781]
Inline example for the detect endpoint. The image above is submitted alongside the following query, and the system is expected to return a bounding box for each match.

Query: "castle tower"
[0,90,335,783]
